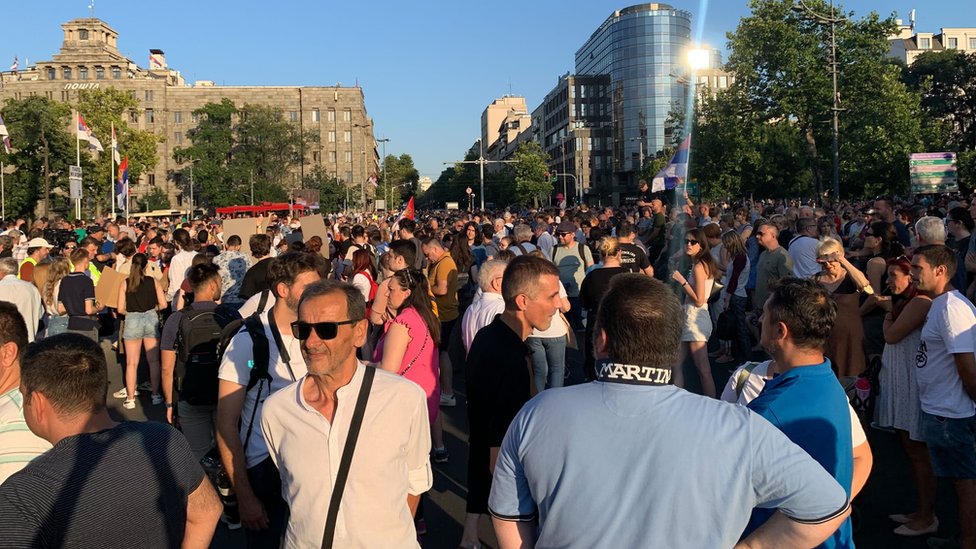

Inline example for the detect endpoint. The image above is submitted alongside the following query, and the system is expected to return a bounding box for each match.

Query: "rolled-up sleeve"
[406,385,432,496]
[750,413,849,523]
[488,408,537,521]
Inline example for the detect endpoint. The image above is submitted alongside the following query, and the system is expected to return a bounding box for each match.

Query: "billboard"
[910,152,958,194]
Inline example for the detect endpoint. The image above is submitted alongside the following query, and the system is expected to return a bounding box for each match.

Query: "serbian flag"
[390,196,415,232]
[110,124,120,164]
[78,114,104,152]
[0,113,10,154]
[651,135,690,192]
[116,157,129,210]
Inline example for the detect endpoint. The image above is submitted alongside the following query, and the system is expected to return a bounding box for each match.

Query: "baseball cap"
[26,237,55,248]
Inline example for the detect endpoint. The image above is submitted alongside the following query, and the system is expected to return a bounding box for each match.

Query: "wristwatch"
[164,403,173,409]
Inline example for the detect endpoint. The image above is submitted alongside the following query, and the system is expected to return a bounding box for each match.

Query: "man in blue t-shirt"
[744,277,864,548]
[489,275,851,549]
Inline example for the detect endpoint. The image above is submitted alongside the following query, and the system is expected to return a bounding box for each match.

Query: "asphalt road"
[102,336,961,549]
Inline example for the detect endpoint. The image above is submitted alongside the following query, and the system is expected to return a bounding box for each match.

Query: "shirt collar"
[767,358,832,385]
[297,361,367,414]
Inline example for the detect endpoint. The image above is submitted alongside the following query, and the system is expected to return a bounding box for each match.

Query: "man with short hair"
[754,223,794,310]
[461,259,509,354]
[789,217,821,279]
[616,221,653,276]
[214,234,251,309]
[216,252,326,547]
[916,216,947,247]
[644,199,668,264]
[743,278,860,548]
[875,196,912,247]
[462,255,563,549]
[397,219,425,270]
[0,333,222,549]
[0,301,51,484]
[422,237,459,410]
[508,224,537,256]
[532,218,556,258]
[239,233,274,300]
[260,281,431,547]
[0,257,44,343]
[489,275,851,548]
[912,245,976,549]
[551,220,593,330]
[17,237,53,283]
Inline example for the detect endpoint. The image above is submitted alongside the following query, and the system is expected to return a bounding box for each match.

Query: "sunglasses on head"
[291,320,359,341]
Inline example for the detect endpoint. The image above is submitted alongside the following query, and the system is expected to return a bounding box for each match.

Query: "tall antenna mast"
[88,1,96,18]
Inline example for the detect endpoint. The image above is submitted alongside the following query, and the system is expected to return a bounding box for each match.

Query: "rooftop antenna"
[88,1,95,18]
[508,77,512,96]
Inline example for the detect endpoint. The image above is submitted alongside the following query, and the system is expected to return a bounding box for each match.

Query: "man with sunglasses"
[216,252,327,547]
[259,281,431,548]
[550,220,593,331]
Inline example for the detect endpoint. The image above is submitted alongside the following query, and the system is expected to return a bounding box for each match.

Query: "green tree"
[904,50,976,150]
[137,187,171,212]
[726,0,922,198]
[378,153,420,206]
[77,88,162,216]
[174,99,239,208]
[513,141,551,208]
[234,103,318,199]
[303,165,345,213]
[1,96,73,217]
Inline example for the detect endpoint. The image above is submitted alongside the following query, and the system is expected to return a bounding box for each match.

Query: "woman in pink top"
[373,268,441,425]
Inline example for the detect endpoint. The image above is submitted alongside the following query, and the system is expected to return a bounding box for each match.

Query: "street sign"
[910,152,958,194]
[684,181,700,198]
[69,165,83,200]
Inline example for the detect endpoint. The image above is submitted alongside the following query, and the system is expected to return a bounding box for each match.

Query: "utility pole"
[444,138,516,210]
[377,137,390,208]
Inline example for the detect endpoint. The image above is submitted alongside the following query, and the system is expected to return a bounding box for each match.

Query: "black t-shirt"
[0,421,205,549]
[618,242,650,273]
[580,266,629,313]
[59,272,97,331]
[465,317,531,448]
[239,257,271,300]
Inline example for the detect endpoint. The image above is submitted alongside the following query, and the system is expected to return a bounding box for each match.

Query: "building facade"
[887,12,976,66]
[575,3,692,193]
[0,18,378,212]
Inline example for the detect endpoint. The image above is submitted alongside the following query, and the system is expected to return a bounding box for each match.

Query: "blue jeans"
[527,336,567,391]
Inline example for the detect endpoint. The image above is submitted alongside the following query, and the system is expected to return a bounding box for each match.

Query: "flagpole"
[75,111,81,220]
[110,123,115,219]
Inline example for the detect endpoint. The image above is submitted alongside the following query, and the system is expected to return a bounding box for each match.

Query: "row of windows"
[920,37,976,50]
[47,66,123,81]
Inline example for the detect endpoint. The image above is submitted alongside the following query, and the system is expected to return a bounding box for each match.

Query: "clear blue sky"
[2,1,968,179]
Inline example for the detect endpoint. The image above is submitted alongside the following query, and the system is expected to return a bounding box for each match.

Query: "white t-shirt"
[720,360,867,447]
[917,290,976,418]
[788,235,821,279]
[217,310,307,468]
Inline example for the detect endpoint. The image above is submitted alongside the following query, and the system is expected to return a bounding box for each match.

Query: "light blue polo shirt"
[745,359,854,548]
[489,382,849,548]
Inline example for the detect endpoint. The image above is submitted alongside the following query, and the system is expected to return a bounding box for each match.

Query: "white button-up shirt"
[461,292,506,354]
[261,363,432,549]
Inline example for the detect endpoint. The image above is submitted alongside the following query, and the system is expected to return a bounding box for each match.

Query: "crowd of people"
[0,187,973,548]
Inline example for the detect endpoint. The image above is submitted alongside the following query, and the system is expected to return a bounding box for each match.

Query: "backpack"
[358,270,378,304]
[175,304,241,405]
[551,242,589,266]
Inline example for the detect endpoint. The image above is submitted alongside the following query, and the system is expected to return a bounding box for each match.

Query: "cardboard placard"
[299,214,330,259]
[222,217,263,247]
[94,267,125,309]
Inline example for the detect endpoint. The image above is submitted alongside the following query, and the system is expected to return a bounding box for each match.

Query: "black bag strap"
[321,365,376,549]
[256,289,270,314]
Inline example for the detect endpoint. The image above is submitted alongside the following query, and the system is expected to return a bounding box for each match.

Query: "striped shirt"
[0,387,51,484]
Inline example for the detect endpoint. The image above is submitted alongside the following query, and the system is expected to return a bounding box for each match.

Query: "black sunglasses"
[685,239,699,245]
[291,320,359,341]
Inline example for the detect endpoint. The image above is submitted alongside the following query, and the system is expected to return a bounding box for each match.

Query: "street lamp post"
[794,0,844,200]
[377,137,390,209]
[444,139,517,211]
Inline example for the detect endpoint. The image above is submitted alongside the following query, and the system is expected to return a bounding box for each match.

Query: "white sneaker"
[112,388,138,399]
[122,399,136,410]
[151,394,164,406]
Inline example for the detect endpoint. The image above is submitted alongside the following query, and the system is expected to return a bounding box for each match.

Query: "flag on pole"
[110,124,120,164]
[77,114,104,152]
[651,136,691,192]
[9,57,18,72]
[0,113,10,154]
[116,156,129,210]
[390,196,415,234]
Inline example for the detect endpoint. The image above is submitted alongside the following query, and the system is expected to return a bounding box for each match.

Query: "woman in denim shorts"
[116,253,167,410]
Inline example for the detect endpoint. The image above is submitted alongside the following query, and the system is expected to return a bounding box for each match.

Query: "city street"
[103,336,961,549]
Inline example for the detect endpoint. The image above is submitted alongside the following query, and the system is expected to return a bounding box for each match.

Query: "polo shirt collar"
[766,358,833,388]
[297,361,367,415]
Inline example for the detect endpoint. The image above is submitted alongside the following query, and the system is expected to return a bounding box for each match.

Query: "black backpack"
[175,304,241,405]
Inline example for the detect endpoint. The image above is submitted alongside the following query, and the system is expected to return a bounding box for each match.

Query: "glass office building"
[575,3,691,188]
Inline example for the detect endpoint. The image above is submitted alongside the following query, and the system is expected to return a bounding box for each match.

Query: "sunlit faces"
[520,274,562,332]
[911,255,942,293]
[887,265,912,296]
[297,292,365,377]
[281,270,323,312]
[386,278,412,310]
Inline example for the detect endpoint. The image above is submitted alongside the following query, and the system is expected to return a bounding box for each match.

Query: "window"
[345,151,352,163]
[329,151,337,163]
[328,131,336,142]
[129,111,139,124]
[45,91,53,100]
[147,174,156,186]
[174,111,182,124]
[312,109,320,123]
[61,91,70,101]
[948,37,958,49]
[79,67,88,80]
[919,37,931,49]
[971,38,976,49]
[95,67,104,80]
[174,132,183,145]
[145,90,154,102]
[112,66,121,79]
[47,67,56,80]
[289,111,298,122]
[79,29,89,40]
[62,67,72,80]
[344,131,351,143]
[145,109,155,124]
[343,109,351,122]
[328,109,336,122]
[312,151,321,162]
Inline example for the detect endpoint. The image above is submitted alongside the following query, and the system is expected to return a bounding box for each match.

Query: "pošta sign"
[910,152,958,194]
